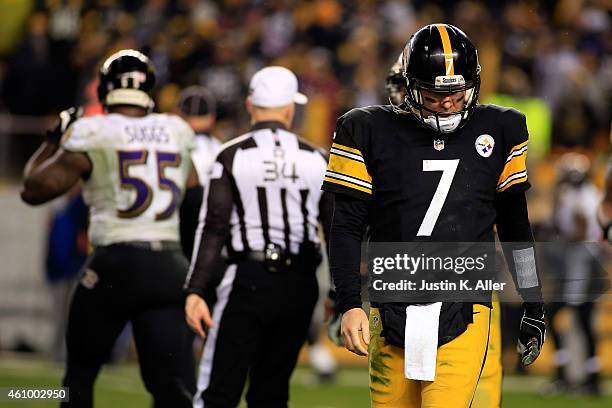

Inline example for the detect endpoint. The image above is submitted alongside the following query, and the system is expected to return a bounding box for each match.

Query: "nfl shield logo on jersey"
[433,139,445,151]
[475,134,495,158]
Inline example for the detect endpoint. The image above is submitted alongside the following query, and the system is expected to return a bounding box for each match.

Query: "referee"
[184,66,332,408]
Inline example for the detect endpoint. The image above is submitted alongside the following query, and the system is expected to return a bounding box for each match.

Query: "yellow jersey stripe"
[331,143,364,157]
[326,170,372,189]
[505,145,528,163]
[330,147,364,163]
[324,176,372,194]
[497,151,527,187]
[509,141,528,154]
[327,154,372,184]
[435,24,454,76]
[497,174,528,193]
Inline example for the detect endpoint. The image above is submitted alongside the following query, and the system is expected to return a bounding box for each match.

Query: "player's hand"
[185,293,214,338]
[46,106,83,145]
[518,302,546,366]
[341,308,369,356]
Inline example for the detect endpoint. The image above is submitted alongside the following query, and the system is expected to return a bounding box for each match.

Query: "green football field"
[0,356,610,407]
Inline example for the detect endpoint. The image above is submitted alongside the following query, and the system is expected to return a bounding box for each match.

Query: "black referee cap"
[177,86,216,116]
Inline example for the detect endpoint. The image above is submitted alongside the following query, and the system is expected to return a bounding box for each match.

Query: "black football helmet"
[401,24,480,133]
[386,54,406,107]
[97,49,156,110]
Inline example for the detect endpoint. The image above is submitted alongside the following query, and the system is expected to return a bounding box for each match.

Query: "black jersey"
[322,104,530,243]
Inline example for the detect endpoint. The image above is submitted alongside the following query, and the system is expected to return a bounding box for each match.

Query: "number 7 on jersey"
[417,159,459,237]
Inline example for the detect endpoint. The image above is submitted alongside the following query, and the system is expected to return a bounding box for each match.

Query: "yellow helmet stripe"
[435,24,454,76]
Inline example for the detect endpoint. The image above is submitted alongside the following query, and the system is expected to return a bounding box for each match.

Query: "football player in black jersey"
[391,53,504,408]
[323,24,546,407]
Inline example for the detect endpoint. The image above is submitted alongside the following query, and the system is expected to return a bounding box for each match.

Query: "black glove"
[46,107,83,145]
[518,302,546,366]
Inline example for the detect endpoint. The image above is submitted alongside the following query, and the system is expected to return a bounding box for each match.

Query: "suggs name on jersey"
[125,125,169,144]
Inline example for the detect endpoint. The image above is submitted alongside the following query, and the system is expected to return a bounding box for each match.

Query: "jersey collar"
[250,121,287,132]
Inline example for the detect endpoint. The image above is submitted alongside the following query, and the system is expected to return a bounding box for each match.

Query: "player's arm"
[328,193,370,355]
[322,111,372,355]
[179,159,203,258]
[22,149,91,205]
[21,107,90,205]
[184,159,233,338]
[495,109,545,366]
[495,191,545,366]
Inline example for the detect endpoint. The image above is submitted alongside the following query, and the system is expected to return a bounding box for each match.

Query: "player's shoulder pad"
[157,113,194,134]
[338,105,392,126]
[477,103,526,123]
[336,105,392,148]
[71,114,105,130]
[61,115,105,150]
[477,103,528,147]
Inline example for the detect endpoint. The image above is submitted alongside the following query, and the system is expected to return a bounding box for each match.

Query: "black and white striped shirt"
[186,121,331,291]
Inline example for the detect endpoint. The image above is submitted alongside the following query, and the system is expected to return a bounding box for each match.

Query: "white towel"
[404,302,442,381]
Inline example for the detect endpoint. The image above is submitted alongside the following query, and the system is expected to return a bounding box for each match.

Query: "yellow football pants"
[472,296,502,408]
[369,304,491,408]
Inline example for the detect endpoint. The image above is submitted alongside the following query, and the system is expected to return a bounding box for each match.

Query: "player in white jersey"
[21,50,198,407]
[176,86,222,261]
[546,153,603,395]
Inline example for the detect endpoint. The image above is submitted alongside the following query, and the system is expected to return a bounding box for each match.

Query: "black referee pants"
[61,244,196,408]
[195,259,318,408]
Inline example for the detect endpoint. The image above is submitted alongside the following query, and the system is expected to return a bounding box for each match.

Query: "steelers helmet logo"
[475,134,495,158]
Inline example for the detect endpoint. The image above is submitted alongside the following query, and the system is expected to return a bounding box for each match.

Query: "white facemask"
[423,113,463,133]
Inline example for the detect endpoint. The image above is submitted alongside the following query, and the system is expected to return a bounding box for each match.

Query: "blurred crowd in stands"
[0,0,610,160]
[0,1,611,387]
